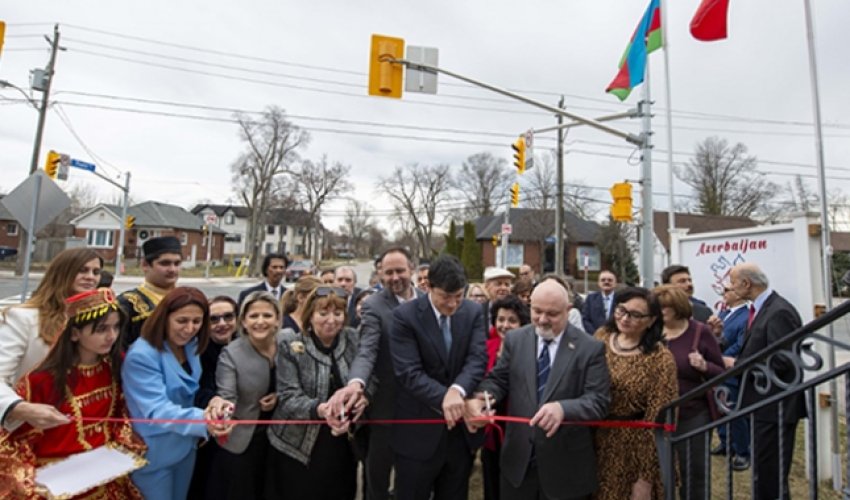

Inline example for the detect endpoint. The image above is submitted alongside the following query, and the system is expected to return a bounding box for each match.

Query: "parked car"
[285,260,318,282]
[0,246,18,261]
[336,251,355,260]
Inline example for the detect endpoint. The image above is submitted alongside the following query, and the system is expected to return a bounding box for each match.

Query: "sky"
[1,0,848,234]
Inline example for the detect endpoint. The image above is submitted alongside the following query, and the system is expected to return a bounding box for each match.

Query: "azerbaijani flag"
[605,0,662,101]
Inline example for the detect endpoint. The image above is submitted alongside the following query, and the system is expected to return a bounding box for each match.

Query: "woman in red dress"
[0,288,146,499]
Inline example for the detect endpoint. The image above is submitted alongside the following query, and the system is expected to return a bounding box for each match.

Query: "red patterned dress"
[0,358,146,499]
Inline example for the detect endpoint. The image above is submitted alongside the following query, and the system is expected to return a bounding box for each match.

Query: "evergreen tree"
[461,221,484,280]
[596,218,639,285]
[443,220,461,257]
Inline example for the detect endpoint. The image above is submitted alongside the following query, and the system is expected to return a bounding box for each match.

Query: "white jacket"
[0,307,50,430]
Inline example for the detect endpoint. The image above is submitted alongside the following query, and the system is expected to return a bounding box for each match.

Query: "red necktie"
[747,304,756,329]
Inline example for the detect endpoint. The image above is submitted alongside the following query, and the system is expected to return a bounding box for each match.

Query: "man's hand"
[8,402,69,430]
[722,355,736,369]
[442,387,465,429]
[326,382,363,425]
[706,315,724,337]
[462,393,494,433]
[529,402,564,438]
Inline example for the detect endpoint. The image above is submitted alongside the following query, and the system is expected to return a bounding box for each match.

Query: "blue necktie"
[440,315,452,353]
[537,339,552,403]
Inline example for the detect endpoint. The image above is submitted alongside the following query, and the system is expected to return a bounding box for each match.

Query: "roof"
[265,207,315,228]
[653,211,759,252]
[0,195,14,221]
[471,208,601,243]
[190,204,252,218]
[73,201,224,233]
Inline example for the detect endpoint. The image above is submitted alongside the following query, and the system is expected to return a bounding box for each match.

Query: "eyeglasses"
[315,286,348,298]
[210,313,236,324]
[614,305,652,320]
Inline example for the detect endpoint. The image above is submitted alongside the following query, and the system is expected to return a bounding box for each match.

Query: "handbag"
[691,324,721,421]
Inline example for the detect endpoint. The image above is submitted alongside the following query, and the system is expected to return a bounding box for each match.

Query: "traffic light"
[0,21,6,58]
[491,234,500,247]
[125,215,135,229]
[510,182,520,208]
[368,34,405,98]
[512,137,526,174]
[44,150,61,179]
[610,182,633,222]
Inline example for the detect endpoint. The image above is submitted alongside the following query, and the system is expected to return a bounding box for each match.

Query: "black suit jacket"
[237,282,268,308]
[581,292,612,334]
[346,286,363,328]
[389,295,488,460]
[737,290,805,423]
[478,324,610,497]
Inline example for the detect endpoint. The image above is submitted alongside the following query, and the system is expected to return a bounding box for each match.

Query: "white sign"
[575,246,601,272]
[501,223,512,235]
[524,129,534,149]
[204,214,218,226]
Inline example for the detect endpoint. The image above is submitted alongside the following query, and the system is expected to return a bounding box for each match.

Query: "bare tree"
[452,152,513,217]
[526,152,557,210]
[564,180,602,220]
[231,106,308,275]
[676,137,779,217]
[377,163,452,259]
[341,200,373,257]
[284,155,353,262]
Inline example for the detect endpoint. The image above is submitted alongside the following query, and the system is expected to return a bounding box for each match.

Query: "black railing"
[656,299,850,499]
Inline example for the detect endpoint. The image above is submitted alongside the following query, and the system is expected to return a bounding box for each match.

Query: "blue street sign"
[70,158,96,172]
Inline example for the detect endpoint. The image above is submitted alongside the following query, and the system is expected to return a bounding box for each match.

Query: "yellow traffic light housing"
[0,21,6,58]
[368,34,405,99]
[125,215,136,229]
[44,150,61,179]
[610,182,633,222]
[491,234,500,247]
[510,183,520,208]
[512,137,526,174]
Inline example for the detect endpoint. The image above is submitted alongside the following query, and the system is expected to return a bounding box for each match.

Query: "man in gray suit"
[465,280,611,500]
[326,246,421,500]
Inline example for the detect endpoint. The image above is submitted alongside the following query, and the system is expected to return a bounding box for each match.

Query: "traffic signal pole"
[115,171,131,280]
[638,68,654,288]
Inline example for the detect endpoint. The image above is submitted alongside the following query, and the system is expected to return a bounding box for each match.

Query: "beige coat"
[0,307,50,430]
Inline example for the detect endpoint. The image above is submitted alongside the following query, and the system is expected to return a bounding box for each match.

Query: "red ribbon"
[70,415,675,432]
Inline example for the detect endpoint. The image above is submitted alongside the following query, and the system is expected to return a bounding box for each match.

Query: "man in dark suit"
[730,263,803,499]
[661,264,724,335]
[465,280,611,500]
[326,247,422,500]
[237,253,288,307]
[581,270,617,334]
[335,265,363,328]
[389,255,488,500]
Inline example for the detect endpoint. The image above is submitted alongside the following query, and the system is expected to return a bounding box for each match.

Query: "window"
[295,245,304,255]
[281,226,287,236]
[266,225,275,235]
[224,233,242,243]
[265,243,274,254]
[6,223,17,236]
[180,232,188,245]
[86,229,114,248]
[297,227,305,236]
[224,214,235,225]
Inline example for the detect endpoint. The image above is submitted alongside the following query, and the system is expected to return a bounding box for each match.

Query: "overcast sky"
[1,0,848,234]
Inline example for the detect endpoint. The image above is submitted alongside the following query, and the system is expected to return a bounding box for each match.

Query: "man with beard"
[465,280,611,500]
[118,236,182,349]
[237,253,288,306]
[326,246,423,500]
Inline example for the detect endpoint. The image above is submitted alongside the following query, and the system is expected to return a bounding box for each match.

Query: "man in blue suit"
[581,270,617,334]
[389,255,488,500]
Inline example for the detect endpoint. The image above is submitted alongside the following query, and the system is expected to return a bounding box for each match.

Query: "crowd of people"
[0,235,805,500]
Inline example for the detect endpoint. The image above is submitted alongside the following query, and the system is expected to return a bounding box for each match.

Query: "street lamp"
[0,79,39,109]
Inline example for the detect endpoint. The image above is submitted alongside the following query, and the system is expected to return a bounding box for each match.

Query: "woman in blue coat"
[123,287,232,499]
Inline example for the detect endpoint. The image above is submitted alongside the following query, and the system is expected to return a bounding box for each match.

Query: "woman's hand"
[9,402,69,430]
[205,396,234,437]
[688,350,708,373]
[318,402,351,436]
[258,393,277,412]
[630,478,652,500]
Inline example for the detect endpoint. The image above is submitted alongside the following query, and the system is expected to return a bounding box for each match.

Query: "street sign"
[58,154,70,181]
[525,129,535,170]
[204,214,218,226]
[0,171,71,233]
[405,46,439,94]
[501,223,512,235]
[524,129,534,149]
[70,158,96,172]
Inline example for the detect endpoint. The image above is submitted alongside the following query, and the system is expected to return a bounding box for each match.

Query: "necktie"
[439,315,452,353]
[603,295,611,317]
[747,304,756,329]
[537,339,553,403]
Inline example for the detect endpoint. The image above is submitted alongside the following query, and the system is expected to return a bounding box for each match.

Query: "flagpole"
[803,0,841,490]
[639,58,654,288]
[660,0,676,253]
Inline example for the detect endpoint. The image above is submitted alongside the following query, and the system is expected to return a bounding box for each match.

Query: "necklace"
[612,333,640,352]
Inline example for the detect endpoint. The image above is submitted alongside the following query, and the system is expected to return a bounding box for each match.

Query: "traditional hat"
[142,236,181,259]
[65,288,120,326]
[483,267,515,282]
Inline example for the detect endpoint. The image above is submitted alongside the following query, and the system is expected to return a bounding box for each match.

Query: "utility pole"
[639,69,655,288]
[555,96,565,276]
[115,171,131,280]
[16,24,61,277]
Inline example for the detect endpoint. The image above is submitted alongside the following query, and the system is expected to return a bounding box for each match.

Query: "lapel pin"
[568,342,576,350]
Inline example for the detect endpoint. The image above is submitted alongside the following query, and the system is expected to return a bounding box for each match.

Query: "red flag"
[690,0,729,41]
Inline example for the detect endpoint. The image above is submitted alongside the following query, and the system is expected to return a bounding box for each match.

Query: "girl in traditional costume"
[0,288,146,499]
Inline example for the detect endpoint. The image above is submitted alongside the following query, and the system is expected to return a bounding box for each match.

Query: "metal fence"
[656,299,850,499]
